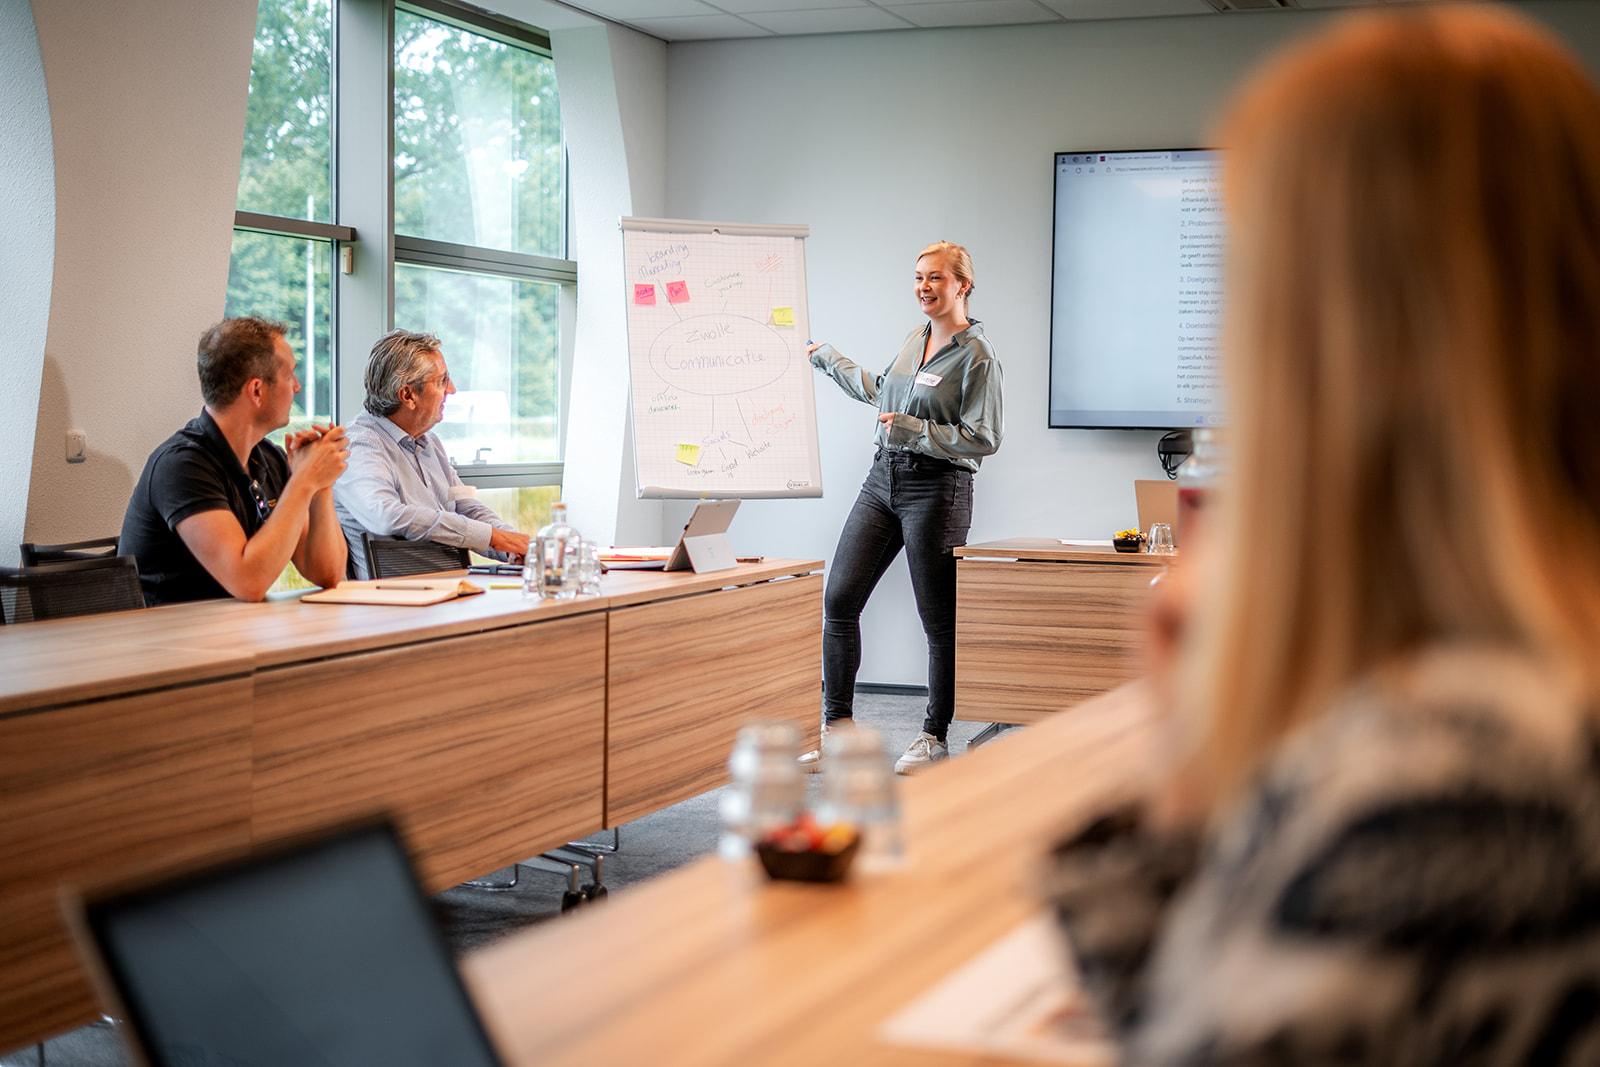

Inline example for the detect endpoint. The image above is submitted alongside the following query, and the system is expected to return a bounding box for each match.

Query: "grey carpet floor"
[5,691,993,1067]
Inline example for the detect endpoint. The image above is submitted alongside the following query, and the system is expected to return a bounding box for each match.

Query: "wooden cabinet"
[252,615,606,890]
[0,678,253,1044]
[607,574,821,825]
[955,541,1166,723]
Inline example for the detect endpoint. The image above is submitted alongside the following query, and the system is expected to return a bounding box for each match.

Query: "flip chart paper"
[621,218,822,498]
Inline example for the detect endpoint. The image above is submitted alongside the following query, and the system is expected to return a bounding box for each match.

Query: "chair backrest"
[0,556,146,624]
[20,536,122,566]
[362,534,470,579]
[76,820,503,1067]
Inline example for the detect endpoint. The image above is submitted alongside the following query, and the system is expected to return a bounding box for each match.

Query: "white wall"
[662,2,1600,686]
[0,0,53,566]
[553,21,668,547]
[22,0,259,546]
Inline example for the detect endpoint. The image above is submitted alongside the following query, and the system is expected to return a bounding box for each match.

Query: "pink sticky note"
[634,283,657,306]
[666,280,690,304]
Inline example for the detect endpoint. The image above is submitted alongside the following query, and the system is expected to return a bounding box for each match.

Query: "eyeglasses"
[248,479,274,522]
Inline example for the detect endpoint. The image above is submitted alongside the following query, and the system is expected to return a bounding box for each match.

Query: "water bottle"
[1176,428,1223,551]
[526,501,580,600]
[718,722,804,860]
[814,726,904,871]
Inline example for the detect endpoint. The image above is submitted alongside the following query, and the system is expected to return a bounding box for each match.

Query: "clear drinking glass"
[576,540,603,596]
[718,722,805,860]
[1146,522,1176,555]
[814,726,904,871]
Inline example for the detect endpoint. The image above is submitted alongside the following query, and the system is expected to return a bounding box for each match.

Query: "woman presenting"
[803,241,1003,775]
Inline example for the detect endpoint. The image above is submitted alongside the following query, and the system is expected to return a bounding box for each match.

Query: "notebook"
[302,578,486,606]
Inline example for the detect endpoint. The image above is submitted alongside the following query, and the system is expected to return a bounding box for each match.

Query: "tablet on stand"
[665,500,740,573]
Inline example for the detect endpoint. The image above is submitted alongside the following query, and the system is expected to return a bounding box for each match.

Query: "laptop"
[72,820,503,1067]
[1134,479,1180,546]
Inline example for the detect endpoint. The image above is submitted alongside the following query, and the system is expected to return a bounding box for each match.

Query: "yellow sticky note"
[771,306,795,327]
[675,442,701,466]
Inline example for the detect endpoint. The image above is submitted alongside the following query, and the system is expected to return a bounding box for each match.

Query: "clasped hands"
[285,424,349,493]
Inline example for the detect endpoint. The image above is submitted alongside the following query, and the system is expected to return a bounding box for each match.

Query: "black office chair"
[361,534,469,578]
[0,556,145,624]
[20,535,121,566]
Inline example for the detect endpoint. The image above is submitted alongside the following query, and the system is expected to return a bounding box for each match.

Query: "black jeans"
[823,449,974,740]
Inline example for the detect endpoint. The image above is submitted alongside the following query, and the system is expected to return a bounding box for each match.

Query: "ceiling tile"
[740,6,913,33]
[885,0,1061,29]
[628,12,776,38]
[1035,0,1214,18]
[709,0,870,12]
[566,0,721,19]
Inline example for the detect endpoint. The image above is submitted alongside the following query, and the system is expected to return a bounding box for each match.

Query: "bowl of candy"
[756,813,861,883]
[1112,528,1146,553]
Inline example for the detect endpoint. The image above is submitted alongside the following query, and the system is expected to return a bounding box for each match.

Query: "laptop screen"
[82,822,502,1067]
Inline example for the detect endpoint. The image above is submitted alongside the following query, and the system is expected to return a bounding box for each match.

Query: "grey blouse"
[810,320,1003,472]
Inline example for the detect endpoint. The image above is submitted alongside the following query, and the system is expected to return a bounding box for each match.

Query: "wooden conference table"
[0,559,821,1053]
[467,682,1155,1066]
[954,539,1170,725]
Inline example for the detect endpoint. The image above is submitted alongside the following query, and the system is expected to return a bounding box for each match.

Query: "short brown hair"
[196,317,289,406]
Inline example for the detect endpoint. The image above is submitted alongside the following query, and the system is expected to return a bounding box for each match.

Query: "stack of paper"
[599,546,675,571]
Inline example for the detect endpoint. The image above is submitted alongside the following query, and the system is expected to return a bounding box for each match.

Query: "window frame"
[230,0,348,423]
[233,0,572,492]
[391,0,574,489]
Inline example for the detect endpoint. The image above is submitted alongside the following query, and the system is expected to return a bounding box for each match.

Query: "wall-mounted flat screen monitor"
[1049,148,1226,429]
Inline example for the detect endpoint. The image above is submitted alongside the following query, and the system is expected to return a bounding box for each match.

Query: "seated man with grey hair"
[333,329,530,579]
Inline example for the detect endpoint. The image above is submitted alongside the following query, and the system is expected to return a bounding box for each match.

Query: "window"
[226,0,348,438]
[393,4,573,488]
[393,7,563,257]
[394,265,562,467]
[226,0,571,496]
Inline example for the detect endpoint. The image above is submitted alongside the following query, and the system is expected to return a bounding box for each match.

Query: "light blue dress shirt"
[333,412,515,579]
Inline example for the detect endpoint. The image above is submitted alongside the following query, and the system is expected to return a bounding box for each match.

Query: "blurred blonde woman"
[1051,9,1600,1064]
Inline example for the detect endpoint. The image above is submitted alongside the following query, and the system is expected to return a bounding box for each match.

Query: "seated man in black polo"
[121,317,349,605]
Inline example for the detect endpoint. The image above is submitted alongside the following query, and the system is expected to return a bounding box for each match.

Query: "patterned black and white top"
[1048,647,1600,1066]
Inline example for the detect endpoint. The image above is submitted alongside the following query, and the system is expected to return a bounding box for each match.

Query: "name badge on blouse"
[915,371,943,387]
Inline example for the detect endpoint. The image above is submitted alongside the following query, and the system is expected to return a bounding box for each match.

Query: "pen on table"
[736,556,765,563]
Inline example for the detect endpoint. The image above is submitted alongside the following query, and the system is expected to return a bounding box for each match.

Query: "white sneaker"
[798,718,851,773]
[894,732,949,776]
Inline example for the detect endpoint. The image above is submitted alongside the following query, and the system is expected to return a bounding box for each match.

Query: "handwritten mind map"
[622,220,823,498]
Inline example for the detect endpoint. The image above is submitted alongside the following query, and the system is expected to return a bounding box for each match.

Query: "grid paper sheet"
[622,221,823,498]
